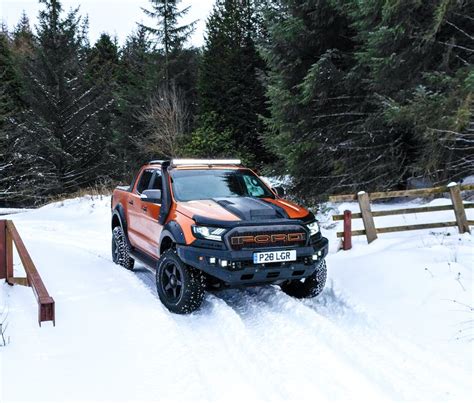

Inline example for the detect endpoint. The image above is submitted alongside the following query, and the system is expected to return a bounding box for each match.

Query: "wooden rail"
[331,182,473,250]
[329,183,474,202]
[332,204,474,221]
[0,219,55,326]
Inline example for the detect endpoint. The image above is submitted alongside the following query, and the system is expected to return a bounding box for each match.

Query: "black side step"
[130,248,158,272]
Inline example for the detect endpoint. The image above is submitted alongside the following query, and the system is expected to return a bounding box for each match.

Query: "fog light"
[209,257,216,264]
[312,254,318,260]
[220,259,228,267]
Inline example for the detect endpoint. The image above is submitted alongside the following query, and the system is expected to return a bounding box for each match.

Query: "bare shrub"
[138,84,189,158]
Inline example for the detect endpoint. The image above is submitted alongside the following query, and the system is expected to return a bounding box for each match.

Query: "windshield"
[170,169,274,202]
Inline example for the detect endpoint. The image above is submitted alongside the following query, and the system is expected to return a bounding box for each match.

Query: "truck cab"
[111,159,328,314]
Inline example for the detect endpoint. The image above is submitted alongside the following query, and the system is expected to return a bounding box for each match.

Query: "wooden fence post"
[448,182,470,234]
[343,210,352,250]
[357,191,377,243]
[0,220,6,280]
[6,222,14,284]
[0,219,12,281]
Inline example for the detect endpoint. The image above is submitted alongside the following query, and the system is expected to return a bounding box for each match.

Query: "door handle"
[141,206,148,212]
[128,199,134,205]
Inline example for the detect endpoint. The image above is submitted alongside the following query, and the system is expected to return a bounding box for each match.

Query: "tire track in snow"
[133,265,470,400]
[213,286,469,400]
[131,266,469,399]
[214,287,391,400]
[132,266,285,400]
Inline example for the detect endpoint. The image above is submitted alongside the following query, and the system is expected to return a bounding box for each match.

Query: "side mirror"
[141,189,162,203]
[273,186,286,198]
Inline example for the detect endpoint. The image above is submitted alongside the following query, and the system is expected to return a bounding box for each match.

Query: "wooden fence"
[330,183,474,250]
[0,220,55,326]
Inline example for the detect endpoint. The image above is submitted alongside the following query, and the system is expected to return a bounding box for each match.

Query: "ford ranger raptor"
[111,159,328,314]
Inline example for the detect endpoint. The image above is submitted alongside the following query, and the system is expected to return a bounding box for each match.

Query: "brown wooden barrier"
[342,210,352,250]
[331,183,473,249]
[0,219,55,326]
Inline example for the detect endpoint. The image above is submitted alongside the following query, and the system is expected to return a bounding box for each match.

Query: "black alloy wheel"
[156,249,205,314]
[160,260,184,303]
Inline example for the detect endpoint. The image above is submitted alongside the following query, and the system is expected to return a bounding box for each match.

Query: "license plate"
[253,250,296,264]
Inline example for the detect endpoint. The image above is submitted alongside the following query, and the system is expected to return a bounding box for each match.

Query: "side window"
[136,170,153,194]
[149,171,162,191]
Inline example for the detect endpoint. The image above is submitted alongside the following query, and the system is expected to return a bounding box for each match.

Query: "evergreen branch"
[445,20,474,41]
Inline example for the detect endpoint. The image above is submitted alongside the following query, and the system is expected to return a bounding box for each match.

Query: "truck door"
[138,170,163,258]
[126,168,154,249]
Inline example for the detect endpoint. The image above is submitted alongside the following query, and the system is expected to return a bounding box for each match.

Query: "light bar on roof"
[171,159,241,166]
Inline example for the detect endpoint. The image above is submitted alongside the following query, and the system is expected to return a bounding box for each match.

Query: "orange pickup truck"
[111,159,328,314]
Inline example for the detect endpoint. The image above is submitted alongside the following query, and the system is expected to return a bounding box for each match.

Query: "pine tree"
[113,26,157,177]
[0,31,25,205]
[11,11,35,58]
[196,0,271,165]
[139,0,196,86]
[6,0,113,203]
[86,34,119,84]
[263,0,375,198]
[85,33,119,175]
[0,33,23,114]
[351,0,474,184]
[0,17,37,206]
[262,0,474,199]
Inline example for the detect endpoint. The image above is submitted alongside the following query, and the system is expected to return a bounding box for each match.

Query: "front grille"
[228,229,307,251]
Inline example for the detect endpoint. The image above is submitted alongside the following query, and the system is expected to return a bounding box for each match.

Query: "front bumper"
[177,235,329,287]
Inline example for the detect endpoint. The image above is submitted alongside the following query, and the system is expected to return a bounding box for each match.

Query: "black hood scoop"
[213,197,288,221]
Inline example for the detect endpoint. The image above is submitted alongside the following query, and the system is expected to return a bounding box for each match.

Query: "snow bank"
[0,196,472,401]
[0,208,32,216]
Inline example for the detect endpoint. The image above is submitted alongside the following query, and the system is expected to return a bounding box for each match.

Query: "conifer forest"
[1,0,472,206]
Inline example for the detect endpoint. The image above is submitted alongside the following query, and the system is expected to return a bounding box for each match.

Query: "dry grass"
[47,182,116,204]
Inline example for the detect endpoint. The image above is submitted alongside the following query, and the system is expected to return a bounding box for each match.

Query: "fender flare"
[112,204,131,246]
[159,220,186,247]
[112,204,127,230]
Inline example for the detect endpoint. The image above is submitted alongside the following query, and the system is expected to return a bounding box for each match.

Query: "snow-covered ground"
[0,208,32,216]
[0,195,472,402]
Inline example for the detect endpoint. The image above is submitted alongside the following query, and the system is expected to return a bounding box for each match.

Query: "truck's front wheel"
[280,259,327,299]
[156,250,205,314]
[112,226,134,270]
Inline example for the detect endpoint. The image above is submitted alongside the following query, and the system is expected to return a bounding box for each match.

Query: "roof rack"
[148,160,167,164]
[171,159,241,166]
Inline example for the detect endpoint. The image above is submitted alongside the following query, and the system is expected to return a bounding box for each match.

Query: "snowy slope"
[0,208,32,216]
[0,196,472,402]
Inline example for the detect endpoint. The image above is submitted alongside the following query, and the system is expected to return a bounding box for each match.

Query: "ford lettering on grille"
[231,232,306,246]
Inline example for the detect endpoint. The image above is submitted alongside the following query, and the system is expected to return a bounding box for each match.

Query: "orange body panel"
[263,198,309,219]
[176,200,240,222]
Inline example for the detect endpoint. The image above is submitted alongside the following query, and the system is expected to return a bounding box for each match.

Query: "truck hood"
[176,197,310,223]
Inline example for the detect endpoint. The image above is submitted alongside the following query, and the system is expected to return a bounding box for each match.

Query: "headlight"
[307,221,320,236]
[192,226,226,241]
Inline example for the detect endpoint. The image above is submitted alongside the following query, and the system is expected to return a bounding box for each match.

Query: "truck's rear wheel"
[112,226,134,270]
[156,250,205,314]
[280,259,327,299]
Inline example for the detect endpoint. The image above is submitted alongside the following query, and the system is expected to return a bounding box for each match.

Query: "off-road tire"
[156,249,205,314]
[280,259,327,299]
[112,226,135,270]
